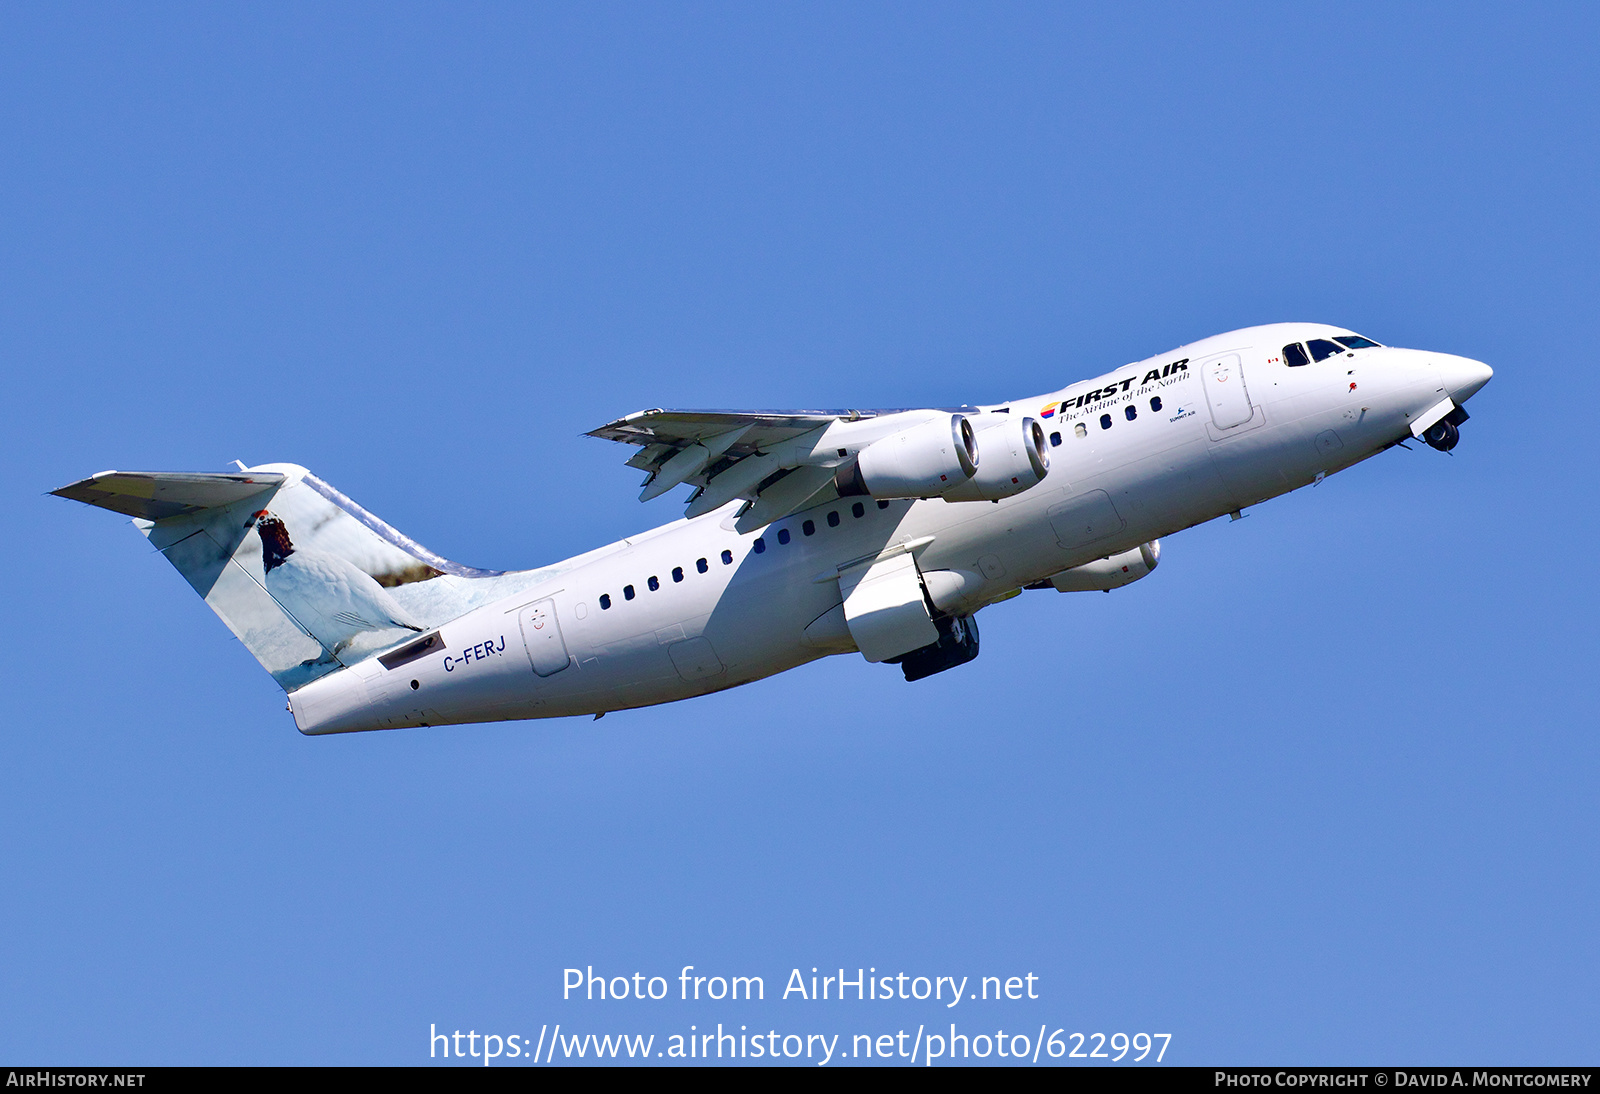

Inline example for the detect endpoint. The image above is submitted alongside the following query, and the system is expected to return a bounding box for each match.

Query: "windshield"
[1308,338,1346,362]
[1334,334,1382,349]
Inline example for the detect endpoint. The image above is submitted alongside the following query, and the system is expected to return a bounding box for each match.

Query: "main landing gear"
[890,614,980,682]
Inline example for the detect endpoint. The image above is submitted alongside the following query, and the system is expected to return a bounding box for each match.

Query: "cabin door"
[518,599,571,677]
[1202,352,1254,429]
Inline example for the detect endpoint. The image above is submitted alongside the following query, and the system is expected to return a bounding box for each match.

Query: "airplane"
[54,323,1492,735]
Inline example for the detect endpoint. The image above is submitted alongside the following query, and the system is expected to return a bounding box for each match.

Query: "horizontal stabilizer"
[51,471,285,521]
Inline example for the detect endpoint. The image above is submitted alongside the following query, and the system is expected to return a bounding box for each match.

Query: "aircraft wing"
[587,407,909,527]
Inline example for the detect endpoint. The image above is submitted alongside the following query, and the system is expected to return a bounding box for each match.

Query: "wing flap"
[733,465,838,531]
[638,426,750,502]
[588,407,912,521]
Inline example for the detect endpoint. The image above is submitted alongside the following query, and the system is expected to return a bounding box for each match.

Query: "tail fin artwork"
[53,463,551,691]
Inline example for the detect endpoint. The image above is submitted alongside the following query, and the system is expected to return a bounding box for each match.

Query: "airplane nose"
[1442,355,1493,404]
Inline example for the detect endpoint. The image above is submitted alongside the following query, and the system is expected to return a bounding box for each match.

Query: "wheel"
[1423,419,1459,452]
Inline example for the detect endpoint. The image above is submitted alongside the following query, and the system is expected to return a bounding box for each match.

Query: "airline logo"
[1042,359,1192,421]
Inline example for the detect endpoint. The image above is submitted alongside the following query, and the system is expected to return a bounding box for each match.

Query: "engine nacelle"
[1045,541,1161,592]
[940,416,1050,502]
[835,414,979,499]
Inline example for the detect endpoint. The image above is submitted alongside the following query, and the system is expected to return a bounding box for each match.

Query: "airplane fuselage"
[287,322,1492,733]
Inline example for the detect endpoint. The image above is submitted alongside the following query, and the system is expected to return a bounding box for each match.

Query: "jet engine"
[1040,541,1161,592]
[834,414,979,499]
[940,416,1050,502]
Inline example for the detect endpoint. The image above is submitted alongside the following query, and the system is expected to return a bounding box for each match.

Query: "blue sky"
[3,2,1596,1065]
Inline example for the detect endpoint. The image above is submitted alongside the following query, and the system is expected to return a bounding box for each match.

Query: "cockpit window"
[1283,343,1310,367]
[1308,338,1345,362]
[1334,334,1382,350]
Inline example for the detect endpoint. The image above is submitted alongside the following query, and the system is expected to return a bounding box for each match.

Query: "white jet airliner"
[56,323,1491,734]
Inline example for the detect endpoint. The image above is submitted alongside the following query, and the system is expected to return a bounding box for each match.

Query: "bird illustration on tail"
[251,510,424,662]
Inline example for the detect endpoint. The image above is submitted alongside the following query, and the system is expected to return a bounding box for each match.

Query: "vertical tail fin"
[54,463,550,690]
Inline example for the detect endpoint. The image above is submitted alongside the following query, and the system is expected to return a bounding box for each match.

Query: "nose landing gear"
[1419,405,1471,452]
[1422,418,1460,451]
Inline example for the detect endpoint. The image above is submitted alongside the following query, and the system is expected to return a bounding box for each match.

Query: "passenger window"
[852,502,865,518]
[1308,338,1344,362]
[1150,396,1162,412]
[1124,405,1137,421]
[648,575,660,591]
[697,558,708,574]
[1335,334,1382,349]
[877,500,890,509]
[1050,431,1062,446]
[803,519,815,536]
[721,549,733,565]
[1100,414,1112,430]
[752,538,765,554]
[777,528,790,545]
[1075,422,1088,438]
[827,511,840,527]
[672,567,683,583]
[600,594,612,610]
[624,585,635,601]
[1283,343,1310,367]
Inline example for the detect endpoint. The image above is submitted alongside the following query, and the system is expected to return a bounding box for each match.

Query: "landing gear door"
[1202,352,1255,430]
[838,551,939,664]
[517,598,570,677]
